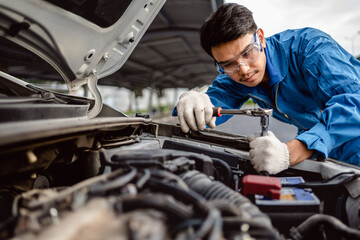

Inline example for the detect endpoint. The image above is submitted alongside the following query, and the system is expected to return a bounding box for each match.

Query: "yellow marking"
[280,194,294,200]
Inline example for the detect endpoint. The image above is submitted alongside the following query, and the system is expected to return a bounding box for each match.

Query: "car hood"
[0,0,166,116]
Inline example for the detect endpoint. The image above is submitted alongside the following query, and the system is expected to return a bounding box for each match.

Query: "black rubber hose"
[144,173,223,239]
[121,193,193,222]
[223,217,281,240]
[181,171,280,240]
[108,160,166,169]
[189,208,223,240]
[136,169,151,188]
[212,158,233,184]
[290,214,360,240]
[145,177,209,213]
[182,171,272,226]
[120,193,223,240]
[149,169,189,190]
[89,167,137,195]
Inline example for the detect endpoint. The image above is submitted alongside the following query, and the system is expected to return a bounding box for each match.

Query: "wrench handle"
[212,107,223,117]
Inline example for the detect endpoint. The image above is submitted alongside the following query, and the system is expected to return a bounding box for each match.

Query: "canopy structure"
[0,0,223,97]
[100,0,223,92]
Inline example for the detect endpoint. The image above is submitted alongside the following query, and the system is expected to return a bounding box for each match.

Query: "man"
[176,3,360,174]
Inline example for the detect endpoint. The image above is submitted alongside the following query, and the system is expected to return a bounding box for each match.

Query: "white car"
[0,1,359,240]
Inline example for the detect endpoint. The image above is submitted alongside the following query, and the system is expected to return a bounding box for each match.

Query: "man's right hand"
[176,91,216,133]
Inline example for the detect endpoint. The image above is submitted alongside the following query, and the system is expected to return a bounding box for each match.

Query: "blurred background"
[2,0,359,141]
[98,0,359,141]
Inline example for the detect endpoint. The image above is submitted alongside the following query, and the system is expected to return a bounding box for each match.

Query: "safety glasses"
[215,32,263,76]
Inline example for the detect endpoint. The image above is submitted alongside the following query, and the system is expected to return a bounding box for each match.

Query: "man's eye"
[243,47,255,58]
[243,50,251,57]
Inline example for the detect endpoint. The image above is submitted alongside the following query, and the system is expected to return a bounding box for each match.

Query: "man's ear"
[257,28,266,48]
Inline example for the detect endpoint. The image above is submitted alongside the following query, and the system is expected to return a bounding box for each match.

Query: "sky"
[226,0,360,57]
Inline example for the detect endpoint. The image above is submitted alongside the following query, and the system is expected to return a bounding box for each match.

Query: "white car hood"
[0,0,166,117]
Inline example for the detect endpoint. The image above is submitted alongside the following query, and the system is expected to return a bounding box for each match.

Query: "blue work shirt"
[206,28,360,165]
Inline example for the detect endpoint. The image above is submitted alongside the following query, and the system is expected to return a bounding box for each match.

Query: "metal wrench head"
[242,108,273,118]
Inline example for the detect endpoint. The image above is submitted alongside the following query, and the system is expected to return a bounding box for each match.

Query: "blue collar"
[264,46,281,86]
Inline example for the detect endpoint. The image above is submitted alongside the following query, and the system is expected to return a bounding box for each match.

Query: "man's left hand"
[247,131,290,175]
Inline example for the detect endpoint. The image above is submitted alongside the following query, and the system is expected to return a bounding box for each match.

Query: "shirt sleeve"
[206,74,250,125]
[295,34,360,159]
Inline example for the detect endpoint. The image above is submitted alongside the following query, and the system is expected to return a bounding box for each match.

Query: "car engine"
[1,119,360,240]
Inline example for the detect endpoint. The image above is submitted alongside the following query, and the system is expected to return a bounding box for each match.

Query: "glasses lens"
[223,44,261,75]
[243,44,260,61]
[223,65,239,76]
[215,33,262,76]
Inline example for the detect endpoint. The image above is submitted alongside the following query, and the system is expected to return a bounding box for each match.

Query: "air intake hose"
[181,170,279,239]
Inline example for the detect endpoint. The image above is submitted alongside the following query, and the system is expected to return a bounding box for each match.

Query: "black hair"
[200,3,258,58]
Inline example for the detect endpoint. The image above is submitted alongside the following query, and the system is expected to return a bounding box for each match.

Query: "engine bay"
[1,119,360,240]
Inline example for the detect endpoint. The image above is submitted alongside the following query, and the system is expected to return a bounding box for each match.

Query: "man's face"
[211,29,267,88]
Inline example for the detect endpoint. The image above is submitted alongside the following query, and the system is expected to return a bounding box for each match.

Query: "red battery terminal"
[242,175,281,200]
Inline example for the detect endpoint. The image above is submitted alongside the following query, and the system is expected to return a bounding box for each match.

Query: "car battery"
[242,175,321,234]
[255,187,320,213]
[254,176,320,213]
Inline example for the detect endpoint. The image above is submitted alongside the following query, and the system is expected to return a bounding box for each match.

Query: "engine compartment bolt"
[26,150,37,164]
[103,53,109,61]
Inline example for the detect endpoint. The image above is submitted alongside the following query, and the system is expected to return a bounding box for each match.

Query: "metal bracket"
[87,54,108,118]
[87,70,102,118]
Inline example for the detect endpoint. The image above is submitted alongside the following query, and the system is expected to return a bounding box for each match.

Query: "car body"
[0,1,360,240]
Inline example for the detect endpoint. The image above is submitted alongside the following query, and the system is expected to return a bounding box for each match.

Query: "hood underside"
[0,0,222,93]
[0,0,166,91]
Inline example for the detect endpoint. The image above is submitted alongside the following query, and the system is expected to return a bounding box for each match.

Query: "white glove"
[247,131,290,175]
[176,91,216,133]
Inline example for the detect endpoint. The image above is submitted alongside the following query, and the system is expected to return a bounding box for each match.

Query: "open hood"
[0,0,166,117]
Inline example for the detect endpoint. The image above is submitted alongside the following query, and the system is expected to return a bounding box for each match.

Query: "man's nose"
[237,63,250,74]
